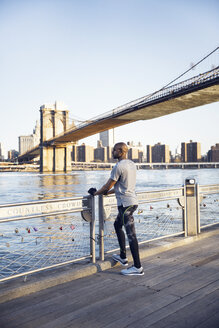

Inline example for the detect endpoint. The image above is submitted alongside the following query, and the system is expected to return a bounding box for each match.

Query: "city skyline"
[69,140,219,163]
[1,120,219,160]
[0,0,218,156]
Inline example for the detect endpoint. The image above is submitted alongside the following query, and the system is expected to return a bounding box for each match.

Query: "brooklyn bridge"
[18,65,219,172]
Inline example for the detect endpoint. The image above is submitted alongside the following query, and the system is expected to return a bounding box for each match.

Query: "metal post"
[90,196,96,263]
[196,183,201,234]
[98,195,105,261]
[183,184,187,237]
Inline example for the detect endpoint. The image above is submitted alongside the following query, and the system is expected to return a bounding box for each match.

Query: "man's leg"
[114,206,126,259]
[123,205,141,269]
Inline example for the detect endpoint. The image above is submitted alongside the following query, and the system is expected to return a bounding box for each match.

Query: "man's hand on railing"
[88,188,97,196]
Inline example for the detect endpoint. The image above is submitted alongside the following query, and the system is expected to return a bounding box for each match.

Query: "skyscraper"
[18,121,40,155]
[0,142,4,161]
[152,143,170,163]
[94,146,107,162]
[146,145,152,163]
[76,144,94,162]
[207,144,219,162]
[181,142,187,162]
[99,129,114,147]
[186,140,201,162]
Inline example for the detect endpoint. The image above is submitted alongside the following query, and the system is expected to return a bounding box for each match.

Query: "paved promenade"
[0,229,218,328]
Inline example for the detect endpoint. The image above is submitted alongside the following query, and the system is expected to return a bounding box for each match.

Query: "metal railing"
[0,182,218,282]
[0,196,95,282]
[98,187,185,260]
[198,184,219,230]
[98,182,219,260]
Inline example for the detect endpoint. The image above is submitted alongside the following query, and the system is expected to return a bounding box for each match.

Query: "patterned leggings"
[114,205,141,269]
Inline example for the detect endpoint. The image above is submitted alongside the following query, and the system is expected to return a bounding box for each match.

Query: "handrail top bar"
[104,187,184,198]
[199,184,219,187]
[137,187,184,194]
[0,195,90,208]
[199,184,219,194]
[102,187,184,206]
[0,207,90,223]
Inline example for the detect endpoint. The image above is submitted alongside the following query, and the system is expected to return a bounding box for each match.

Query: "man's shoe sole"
[121,272,144,276]
[112,256,128,266]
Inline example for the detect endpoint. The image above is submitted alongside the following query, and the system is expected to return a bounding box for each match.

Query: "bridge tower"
[40,102,73,172]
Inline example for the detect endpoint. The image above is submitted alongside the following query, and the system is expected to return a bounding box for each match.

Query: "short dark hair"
[114,142,128,154]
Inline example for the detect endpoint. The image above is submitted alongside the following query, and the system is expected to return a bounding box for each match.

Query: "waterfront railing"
[198,184,219,230]
[0,196,95,282]
[0,181,218,282]
[98,187,185,260]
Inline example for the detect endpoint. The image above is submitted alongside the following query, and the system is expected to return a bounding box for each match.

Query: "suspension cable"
[115,46,219,110]
[160,46,218,90]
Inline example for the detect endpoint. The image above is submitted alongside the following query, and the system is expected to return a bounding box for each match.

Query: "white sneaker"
[112,254,128,266]
[121,266,144,276]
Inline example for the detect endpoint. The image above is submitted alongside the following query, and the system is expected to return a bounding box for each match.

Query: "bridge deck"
[0,231,218,328]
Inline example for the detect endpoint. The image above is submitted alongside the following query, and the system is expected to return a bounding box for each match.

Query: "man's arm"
[88,178,116,196]
[94,178,116,196]
[106,188,115,195]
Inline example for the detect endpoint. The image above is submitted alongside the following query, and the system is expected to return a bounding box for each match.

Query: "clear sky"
[0,0,218,156]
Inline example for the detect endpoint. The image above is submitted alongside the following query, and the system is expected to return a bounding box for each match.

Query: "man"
[88,142,144,276]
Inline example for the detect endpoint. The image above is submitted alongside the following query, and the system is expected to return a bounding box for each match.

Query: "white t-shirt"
[110,159,138,207]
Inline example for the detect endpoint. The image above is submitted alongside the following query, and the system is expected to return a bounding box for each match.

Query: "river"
[1,168,219,204]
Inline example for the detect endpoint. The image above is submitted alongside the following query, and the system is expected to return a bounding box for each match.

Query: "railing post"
[98,195,105,261]
[182,184,187,237]
[185,178,199,236]
[89,196,96,263]
[196,183,201,234]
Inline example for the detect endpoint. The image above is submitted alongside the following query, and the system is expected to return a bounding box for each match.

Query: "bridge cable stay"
[155,46,218,90]
[127,46,219,108]
[67,46,219,129]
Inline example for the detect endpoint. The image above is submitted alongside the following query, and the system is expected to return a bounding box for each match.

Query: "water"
[0,168,219,204]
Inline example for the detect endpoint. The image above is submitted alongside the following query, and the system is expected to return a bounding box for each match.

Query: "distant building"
[0,142,4,161]
[152,143,170,163]
[181,142,187,162]
[99,129,114,147]
[8,149,19,161]
[106,146,113,162]
[94,146,107,162]
[173,153,181,163]
[138,151,144,163]
[181,141,201,162]
[128,147,139,162]
[127,141,144,162]
[207,144,219,162]
[19,121,40,155]
[186,140,201,162]
[75,144,94,162]
[146,145,152,163]
[72,144,77,161]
